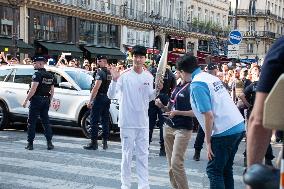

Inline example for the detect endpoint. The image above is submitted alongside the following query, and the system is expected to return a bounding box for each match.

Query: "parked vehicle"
[0,65,119,138]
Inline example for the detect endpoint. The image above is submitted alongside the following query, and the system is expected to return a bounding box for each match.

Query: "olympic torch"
[155,42,169,97]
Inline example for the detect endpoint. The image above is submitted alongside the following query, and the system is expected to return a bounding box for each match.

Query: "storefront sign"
[173,48,186,53]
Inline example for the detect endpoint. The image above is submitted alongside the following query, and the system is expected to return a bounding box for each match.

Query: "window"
[198,7,201,20]
[217,13,220,24]
[0,69,12,81]
[205,10,208,22]
[0,6,19,37]
[223,15,227,27]
[79,20,97,45]
[247,43,254,53]
[248,21,256,31]
[66,70,93,90]
[52,72,67,88]
[32,11,68,42]
[179,1,184,21]
[249,0,256,15]
[211,11,214,22]
[14,68,35,84]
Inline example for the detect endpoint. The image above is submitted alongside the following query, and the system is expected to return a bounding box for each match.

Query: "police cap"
[132,45,147,56]
[32,55,47,63]
[97,55,108,60]
[207,63,218,70]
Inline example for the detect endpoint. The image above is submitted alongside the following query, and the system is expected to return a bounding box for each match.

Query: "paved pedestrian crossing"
[0,130,246,189]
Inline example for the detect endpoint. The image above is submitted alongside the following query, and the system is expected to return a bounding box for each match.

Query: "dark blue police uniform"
[26,67,55,150]
[91,67,111,140]
[84,66,111,150]
[148,67,176,156]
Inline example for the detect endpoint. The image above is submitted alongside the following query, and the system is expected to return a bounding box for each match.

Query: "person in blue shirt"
[176,54,245,189]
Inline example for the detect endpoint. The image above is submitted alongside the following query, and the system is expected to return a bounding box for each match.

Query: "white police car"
[0,65,119,138]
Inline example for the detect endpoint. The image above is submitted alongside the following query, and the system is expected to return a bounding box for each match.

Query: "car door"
[48,71,85,122]
[2,67,35,115]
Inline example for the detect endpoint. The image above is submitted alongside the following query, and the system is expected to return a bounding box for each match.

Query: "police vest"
[97,68,111,94]
[34,69,54,96]
[191,72,244,135]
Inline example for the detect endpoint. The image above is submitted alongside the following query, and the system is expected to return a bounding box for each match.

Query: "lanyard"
[170,82,190,105]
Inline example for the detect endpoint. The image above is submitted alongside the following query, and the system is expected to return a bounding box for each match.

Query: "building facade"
[229,0,284,63]
[188,0,230,63]
[0,0,230,64]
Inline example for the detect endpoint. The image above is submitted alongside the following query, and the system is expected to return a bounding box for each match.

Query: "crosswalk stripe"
[0,171,109,189]
[0,130,247,189]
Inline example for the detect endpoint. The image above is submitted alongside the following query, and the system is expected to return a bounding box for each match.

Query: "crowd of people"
[1,35,283,189]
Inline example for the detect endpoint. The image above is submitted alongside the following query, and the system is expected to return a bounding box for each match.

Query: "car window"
[0,69,12,81]
[66,70,93,90]
[51,72,68,88]
[14,68,35,84]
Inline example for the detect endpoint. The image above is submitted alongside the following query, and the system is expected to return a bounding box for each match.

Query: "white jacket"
[107,68,155,128]
[191,72,244,135]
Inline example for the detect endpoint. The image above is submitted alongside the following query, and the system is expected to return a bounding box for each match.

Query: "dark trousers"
[206,132,245,189]
[90,94,110,141]
[194,126,205,151]
[244,109,274,160]
[148,100,164,147]
[27,96,52,143]
[243,143,275,160]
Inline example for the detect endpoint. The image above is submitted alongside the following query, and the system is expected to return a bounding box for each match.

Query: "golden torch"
[155,42,169,97]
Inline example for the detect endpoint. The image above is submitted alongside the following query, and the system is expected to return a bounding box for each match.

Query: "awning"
[38,42,83,57]
[0,37,33,53]
[84,46,126,60]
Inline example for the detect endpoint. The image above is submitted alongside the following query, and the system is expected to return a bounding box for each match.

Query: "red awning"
[168,52,183,64]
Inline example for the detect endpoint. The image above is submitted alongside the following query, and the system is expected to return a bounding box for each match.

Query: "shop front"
[29,9,82,59]
[79,19,122,63]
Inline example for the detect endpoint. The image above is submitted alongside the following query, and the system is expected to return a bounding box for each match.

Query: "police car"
[0,65,119,138]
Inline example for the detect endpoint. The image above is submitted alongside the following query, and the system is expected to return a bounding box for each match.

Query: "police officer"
[22,55,55,150]
[84,55,111,150]
[148,64,176,156]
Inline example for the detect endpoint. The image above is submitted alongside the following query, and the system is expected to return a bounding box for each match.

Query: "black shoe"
[265,159,273,167]
[159,147,166,156]
[193,150,200,161]
[102,140,108,150]
[25,142,33,150]
[83,140,98,150]
[47,141,54,150]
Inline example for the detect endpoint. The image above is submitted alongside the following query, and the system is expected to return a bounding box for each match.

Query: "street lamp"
[149,11,161,64]
[7,0,26,59]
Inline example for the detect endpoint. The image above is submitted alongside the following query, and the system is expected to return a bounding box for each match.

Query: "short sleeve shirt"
[257,37,284,93]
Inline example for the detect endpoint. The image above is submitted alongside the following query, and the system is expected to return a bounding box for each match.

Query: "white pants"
[120,128,150,189]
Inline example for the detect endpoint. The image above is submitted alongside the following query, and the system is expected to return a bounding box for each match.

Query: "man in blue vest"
[176,55,245,189]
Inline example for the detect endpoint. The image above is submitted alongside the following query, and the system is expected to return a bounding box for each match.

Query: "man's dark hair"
[176,54,199,73]
[132,45,147,56]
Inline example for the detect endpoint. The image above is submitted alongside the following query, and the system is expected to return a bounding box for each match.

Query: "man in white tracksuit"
[107,45,158,189]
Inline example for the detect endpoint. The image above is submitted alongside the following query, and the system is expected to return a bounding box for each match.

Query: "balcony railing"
[240,30,282,39]
[229,9,283,21]
[44,0,229,38]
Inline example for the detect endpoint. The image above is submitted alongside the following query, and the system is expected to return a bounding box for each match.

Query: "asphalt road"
[0,126,281,189]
